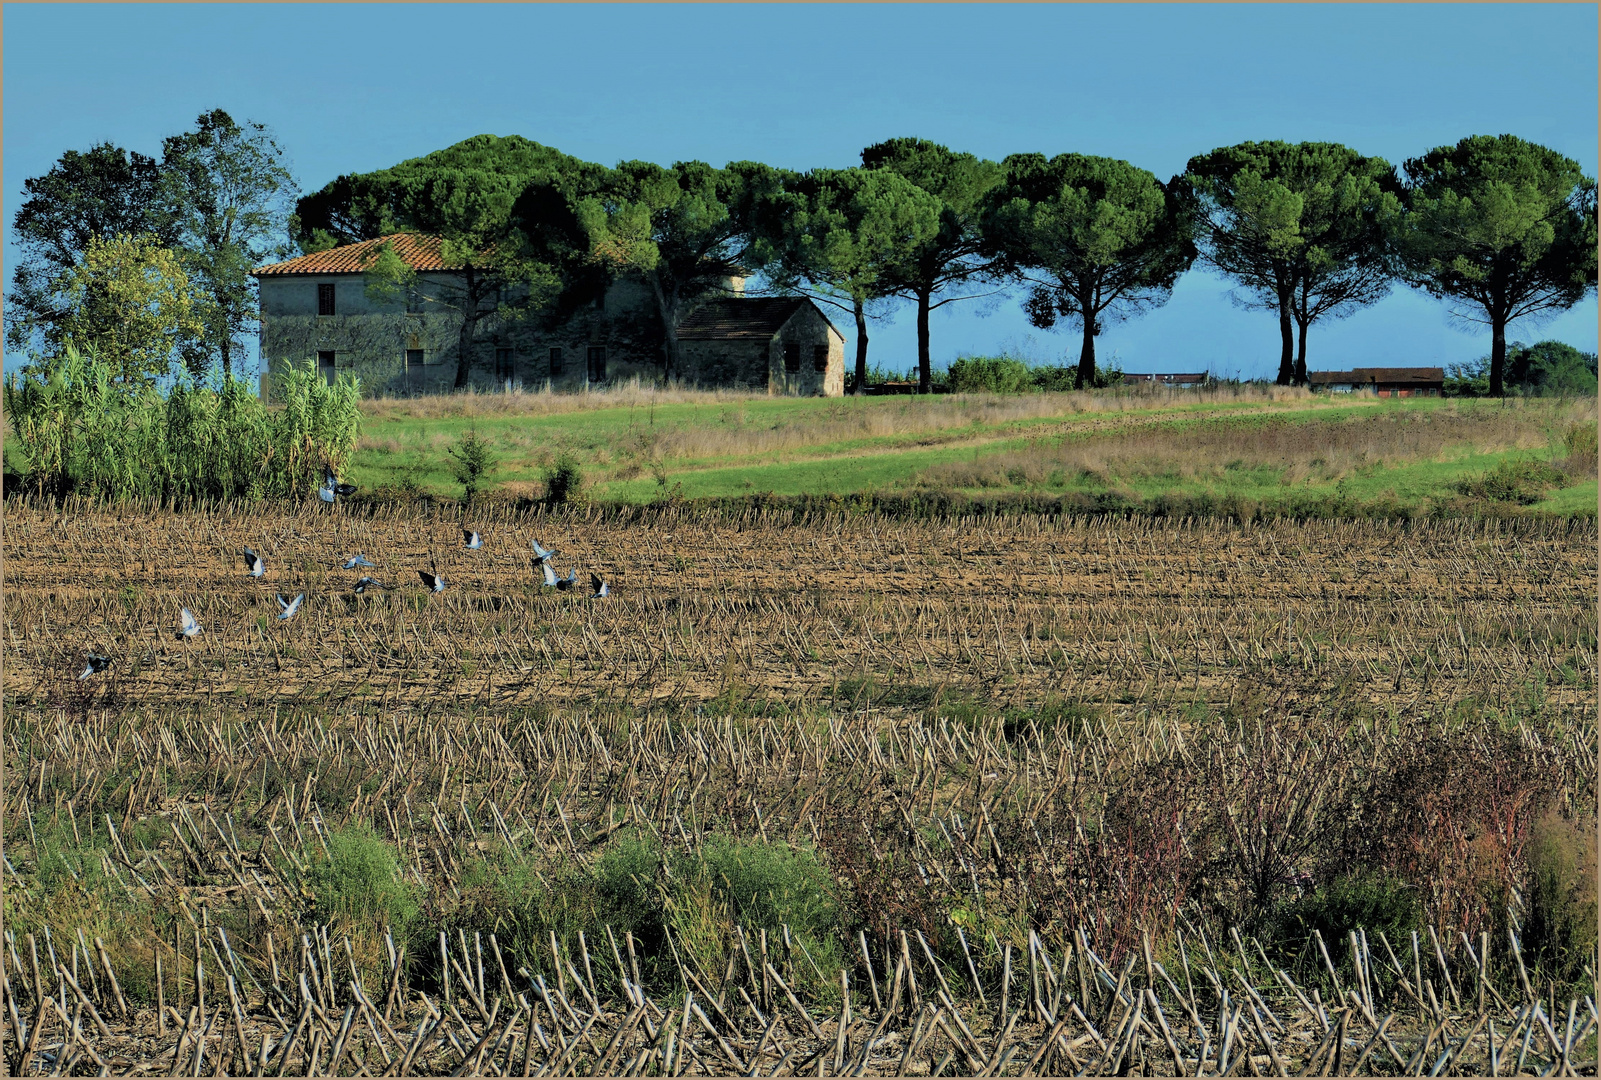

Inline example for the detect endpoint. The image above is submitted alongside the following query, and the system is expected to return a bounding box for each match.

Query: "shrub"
[1270,873,1419,989]
[2,349,361,502]
[447,427,498,501]
[543,453,585,506]
[1456,458,1570,504]
[1521,807,1598,995]
[948,355,1033,394]
[1559,421,1597,480]
[304,825,420,945]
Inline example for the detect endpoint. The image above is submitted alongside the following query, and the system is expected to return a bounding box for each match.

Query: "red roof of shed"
[253,233,480,276]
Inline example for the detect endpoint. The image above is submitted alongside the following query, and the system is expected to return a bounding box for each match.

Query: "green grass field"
[348,386,1597,516]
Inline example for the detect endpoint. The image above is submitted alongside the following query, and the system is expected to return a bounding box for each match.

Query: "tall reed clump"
[3,350,361,502]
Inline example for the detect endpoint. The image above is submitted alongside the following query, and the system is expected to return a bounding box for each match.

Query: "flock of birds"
[77,467,609,681]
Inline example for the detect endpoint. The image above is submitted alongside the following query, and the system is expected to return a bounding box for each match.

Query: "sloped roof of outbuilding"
[676,297,842,341]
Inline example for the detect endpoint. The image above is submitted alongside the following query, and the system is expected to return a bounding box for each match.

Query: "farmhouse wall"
[258,273,667,398]
[767,303,845,397]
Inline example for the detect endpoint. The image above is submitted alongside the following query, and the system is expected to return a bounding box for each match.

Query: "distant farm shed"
[1121,372,1208,388]
[676,297,845,396]
[1309,367,1445,397]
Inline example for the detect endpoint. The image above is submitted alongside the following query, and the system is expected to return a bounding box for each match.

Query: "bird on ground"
[418,570,446,593]
[590,573,610,598]
[555,570,580,591]
[464,529,483,550]
[242,548,265,578]
[341,554,376,570]
[79,654,111,680]
[178,608,203,639]
[531,540,559,567]
[352,577,388,595]
[277,593,304,621]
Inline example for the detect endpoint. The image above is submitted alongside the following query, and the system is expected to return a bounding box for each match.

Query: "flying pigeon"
[242,548,265,578]
[539,561,561,588]
[418,570,445,593]
[341,554,376,570]
[321,466,357,501]
[555,569,579,591]
[178,608,203,638]
[276,593,304,621]
[531,540,559,567]
[79,654,111,680]
[590,573,610,598]
[463,529,483,550]
[352,577,388,595]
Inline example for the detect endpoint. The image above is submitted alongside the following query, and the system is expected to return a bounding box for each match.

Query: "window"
[495,347,515,379]
[317,283,336,316]
[813,344,829,373]
[405,288,424,315]
[405,349,424,369]
[587,346,606,382]
[549,347,564,376]
[783,343,801,373]
[317,351,336,381]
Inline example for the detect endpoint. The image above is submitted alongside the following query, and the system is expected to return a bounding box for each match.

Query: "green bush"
[543,452,585,506]
[1271,872,1419,989]
[2,349,361,502]
[948,355,1034,394]
[1456,458,1570,504]
[304,825,420,942]
[1521,809,1597,996]
[447,427,498,501]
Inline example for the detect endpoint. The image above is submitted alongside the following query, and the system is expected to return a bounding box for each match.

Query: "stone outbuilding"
[1308,367,1445,396]
[675,298,845,396]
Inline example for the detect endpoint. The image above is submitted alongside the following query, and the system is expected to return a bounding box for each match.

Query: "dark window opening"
[317,351,336,381]
[405,349,423,369]
[587,346,607,382]
[550,347,564,376]
[783,343,801,373]
[317,283,336,316]
[405,289,423,314]
[495,347,515,379]
[813,344,829,372]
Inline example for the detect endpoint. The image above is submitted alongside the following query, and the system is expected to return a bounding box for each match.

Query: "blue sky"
[5,3,1597,380]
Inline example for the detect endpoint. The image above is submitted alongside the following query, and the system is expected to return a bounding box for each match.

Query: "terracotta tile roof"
[1310,367,1444,385]
[252,233,479,276]
[678,297,837,341]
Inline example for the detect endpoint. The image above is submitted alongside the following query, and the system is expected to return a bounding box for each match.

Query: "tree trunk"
[454,313,475,390]
[1077,315,1097,390]
[1294,315,1309,387]
[454,269,479,390]
[649,272,680,379]
[1276,289,1295,386]
[1489,314,1507,398]
[916,290,932,394]
[220,335,232,381]
[853,299,869,395]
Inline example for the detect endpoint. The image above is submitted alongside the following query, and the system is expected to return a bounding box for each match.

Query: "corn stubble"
[1,496,1595,1076]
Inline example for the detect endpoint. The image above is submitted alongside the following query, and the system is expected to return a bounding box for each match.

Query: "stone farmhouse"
[251,233,846,398]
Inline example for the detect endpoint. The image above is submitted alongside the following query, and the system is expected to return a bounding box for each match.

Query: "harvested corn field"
[2,498,1596,1075]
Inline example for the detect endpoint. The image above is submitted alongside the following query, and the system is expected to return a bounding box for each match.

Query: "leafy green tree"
[578,160,783,377]
[1184,142,1405,385]
[749,167,943,393]
[986,153,1196,389]
[1507,341,1598,396]
[860,138,1006,393]
[54,234,204,384]
[1400,134,1598,397]
[296,135,606,388]
[159,109,299,379]
[6,142,176,357]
